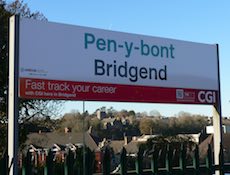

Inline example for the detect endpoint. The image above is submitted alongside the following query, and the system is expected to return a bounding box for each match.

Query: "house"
[26,131,99,151]
[199,133,230,163]
[205,125,230,134]
[97,110,106,120]
[102,117,124,132]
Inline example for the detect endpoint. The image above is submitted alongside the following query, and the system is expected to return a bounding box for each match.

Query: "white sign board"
[19,18,219,104]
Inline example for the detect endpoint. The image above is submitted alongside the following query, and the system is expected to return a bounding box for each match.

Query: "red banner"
[19,78,218,104]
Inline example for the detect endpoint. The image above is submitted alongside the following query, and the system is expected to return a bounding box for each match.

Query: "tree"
[139,118,154,134]
[107,106,117,117]
[0,0,64,151]
[128,110,135,117]
[56,111,91,133]
[149,110,161,117]
[19,99,64,122]
[90,117,102,131]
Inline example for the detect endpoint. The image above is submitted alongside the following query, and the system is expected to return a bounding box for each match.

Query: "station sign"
[19,18,219,104]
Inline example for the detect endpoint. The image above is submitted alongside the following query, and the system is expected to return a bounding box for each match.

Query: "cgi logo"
[198,91,216,103]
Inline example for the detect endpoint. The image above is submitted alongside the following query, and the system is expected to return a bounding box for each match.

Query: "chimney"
[124,136,128,145]
[88,126,92,134]
[101,138,106,147]
[64,127,69,133]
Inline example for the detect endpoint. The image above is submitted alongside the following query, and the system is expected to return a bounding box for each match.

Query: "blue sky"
[17,0,230,117]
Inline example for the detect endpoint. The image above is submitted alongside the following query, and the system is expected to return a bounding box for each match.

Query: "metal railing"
[1,143,230,175]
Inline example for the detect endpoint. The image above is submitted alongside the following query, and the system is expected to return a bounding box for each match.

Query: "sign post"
[213,106,222,175]
[213,44,223,175]
[8,15,20,175]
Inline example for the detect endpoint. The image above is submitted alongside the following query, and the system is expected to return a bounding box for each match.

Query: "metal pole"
[83,101,86,175]
[8,15,20,175]
[213,44,223,175]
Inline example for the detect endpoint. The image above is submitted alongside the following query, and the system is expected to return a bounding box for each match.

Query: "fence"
[1,143,230,175]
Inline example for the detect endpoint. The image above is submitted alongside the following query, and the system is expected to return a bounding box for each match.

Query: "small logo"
[176,89,195,102]
[20,67,48,76]
[198,91,216,103]
[176,89,184,99]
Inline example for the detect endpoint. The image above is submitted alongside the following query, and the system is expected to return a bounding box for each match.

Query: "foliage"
[0,0,64,152]
[89,117,102,132]
[128,110,135,117]
[164,115,209,135]
[141,135,197,158]
[149,109,161,117]
[138,113,209,136]
[139,118,154,134]
[139,135,197,167]
[56,112,88,133]
[19,99,64,122]
[145,135,195,145]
